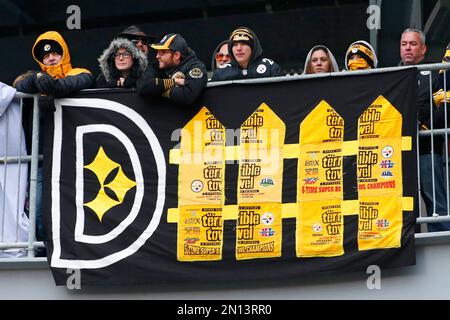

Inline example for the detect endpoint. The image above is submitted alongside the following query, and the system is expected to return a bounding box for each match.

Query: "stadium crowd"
[0,25,449,257]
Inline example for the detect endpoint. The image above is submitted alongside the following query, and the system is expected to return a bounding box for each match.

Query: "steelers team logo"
[381,146,394,159]
[256,64,267,74]
[191,180,204,193]
[312,223,323,233]
[50,98,166,269]
[261,212,274,226]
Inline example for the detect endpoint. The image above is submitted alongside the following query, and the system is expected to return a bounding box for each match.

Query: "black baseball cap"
[151,33,188,56]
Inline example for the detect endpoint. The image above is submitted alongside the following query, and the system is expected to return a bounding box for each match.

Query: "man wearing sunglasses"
[117,25,156,57]
[137,33,207,105]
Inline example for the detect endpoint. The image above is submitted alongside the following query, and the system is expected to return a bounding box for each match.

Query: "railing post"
[27,96,40,257]
[429,73,437,215]
[444,70,449,217]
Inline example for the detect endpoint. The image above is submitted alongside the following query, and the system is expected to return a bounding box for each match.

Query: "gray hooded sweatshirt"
[302,45,339,75]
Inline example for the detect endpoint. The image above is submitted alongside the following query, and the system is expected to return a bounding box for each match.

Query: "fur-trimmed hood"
[98,38,148,82]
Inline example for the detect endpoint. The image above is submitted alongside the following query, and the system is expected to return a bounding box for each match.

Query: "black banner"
[42,69,418,285]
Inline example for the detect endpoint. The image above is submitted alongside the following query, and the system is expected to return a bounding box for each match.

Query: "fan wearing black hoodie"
[211,27,283,81]
[137,33,207,105]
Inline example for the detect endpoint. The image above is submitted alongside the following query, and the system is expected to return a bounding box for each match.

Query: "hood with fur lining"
[98,38,148,82]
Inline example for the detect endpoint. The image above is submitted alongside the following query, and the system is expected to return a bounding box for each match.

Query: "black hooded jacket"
[211,28,283,81]
[96,38,148,88]
[400,59,443,155]
[435,42,450,97]
[210,40,229,74]
[137,47,207,105]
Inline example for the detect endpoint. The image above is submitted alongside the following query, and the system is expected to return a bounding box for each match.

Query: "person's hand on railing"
[433,89,450,107]
[34,72,56,95]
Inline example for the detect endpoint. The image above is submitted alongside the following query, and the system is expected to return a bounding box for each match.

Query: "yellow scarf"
[348,58,370,71]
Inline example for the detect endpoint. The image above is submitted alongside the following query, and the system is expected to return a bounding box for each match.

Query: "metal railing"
[0,92,44,259]
[0,63,449,260]
[414,63,450,239]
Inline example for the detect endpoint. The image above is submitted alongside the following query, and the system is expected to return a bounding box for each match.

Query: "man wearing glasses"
[117,25,157,57]
[137,33,207,105]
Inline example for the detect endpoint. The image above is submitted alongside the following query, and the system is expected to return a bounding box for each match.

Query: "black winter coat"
[137,48,207,105]
[410,61,443,155]
[15,71,93,98]
[211,28,283,81]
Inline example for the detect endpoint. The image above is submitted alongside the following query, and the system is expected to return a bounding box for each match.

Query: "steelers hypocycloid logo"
[261,212,274,226]
[191,180,204,193]
[381,146,394,159]
[312,223,323,233]
[256,64,267,74]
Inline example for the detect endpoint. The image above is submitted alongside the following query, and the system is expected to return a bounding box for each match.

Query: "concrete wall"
[0,238,449,299]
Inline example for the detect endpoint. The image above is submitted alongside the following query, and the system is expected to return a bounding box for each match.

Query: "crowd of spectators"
[1,25,450,257]
[9,25,449,105]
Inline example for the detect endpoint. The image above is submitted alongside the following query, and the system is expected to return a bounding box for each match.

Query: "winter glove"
[434,89,450,107]
[12,70,39,93]
[35,72,56,95]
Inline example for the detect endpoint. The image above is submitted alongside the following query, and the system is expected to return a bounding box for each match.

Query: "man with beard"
[137,33,207,105]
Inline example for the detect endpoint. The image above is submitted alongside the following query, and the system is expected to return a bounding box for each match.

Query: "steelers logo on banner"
[357,96,404,250]
[177,107,226,261]
[49,98,166,269]
[297,100,344,258]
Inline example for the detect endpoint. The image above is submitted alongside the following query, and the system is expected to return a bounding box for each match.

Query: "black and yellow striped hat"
[229,27,254,49]
[345,40,378,69]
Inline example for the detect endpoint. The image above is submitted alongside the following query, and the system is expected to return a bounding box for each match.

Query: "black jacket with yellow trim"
[14,31,93,97]
[406,60,444,155]
[137,48,207,105]
[433,42,450,107]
